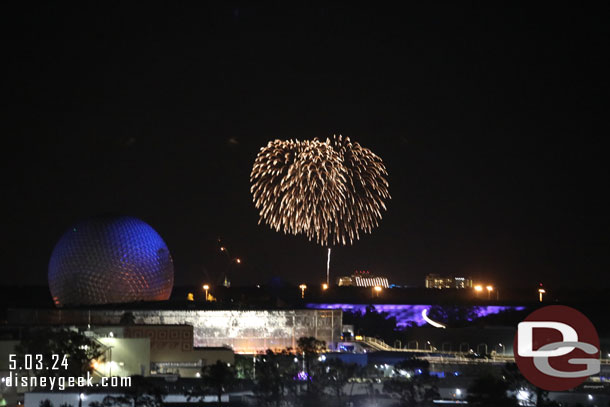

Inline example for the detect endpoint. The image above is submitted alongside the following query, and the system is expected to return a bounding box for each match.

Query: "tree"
[186,360,235,407]
[315,358,357,406]
[344,306,399,344]
[295,337,327,405]
[205,360,235,406]
[467,374,517,407]
[93,376,166,407]
[383,359,439,406]
[119,312,136,325]
[253,350,300,407]
[426,306,480,328]
[297,337,326,378]
[39,400,53,407]
[16,328,104,383]
[253,351,283,407]
[503,363,559,407]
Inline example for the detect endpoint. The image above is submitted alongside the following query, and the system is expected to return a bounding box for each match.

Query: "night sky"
[4,3,609,290]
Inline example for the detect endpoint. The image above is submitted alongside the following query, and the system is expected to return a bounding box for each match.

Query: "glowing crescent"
[422,308,446,329]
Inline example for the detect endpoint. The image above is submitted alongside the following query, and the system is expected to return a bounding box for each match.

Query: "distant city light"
[474,285,483,292]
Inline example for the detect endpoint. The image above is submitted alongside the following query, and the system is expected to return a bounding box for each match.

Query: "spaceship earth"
[48,216,174,306]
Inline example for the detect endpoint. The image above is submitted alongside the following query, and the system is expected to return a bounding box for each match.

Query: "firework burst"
[250,136,390,246]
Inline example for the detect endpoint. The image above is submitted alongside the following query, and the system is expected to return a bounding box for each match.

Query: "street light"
[299,284,307,299]
[486,285,493,300]
[322,283,328,290]
[203,284,209,301]
[373,285,382,298]
[474,285,483,293]
[538,288,546,302]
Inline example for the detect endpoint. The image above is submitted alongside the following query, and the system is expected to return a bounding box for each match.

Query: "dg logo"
[514,305,600,391]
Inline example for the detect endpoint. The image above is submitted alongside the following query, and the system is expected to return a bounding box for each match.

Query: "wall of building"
[8,309,343,354]
[96,337,150,377]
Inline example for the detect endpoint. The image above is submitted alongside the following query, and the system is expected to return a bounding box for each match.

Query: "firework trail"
[250,135,390,246]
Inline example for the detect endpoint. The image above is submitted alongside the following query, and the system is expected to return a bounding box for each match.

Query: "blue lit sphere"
[48,216,174,306]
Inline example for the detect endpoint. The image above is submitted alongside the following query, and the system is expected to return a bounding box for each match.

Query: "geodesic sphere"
[48,216,174,306]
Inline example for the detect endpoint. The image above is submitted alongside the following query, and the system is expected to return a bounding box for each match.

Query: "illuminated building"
[337,271,390,288]
[89,325,234,377]
[425,274,473,289]
[8,308,342,354]
[48,216,174,306]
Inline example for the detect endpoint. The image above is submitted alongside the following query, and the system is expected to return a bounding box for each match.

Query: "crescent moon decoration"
[250,135,390,246]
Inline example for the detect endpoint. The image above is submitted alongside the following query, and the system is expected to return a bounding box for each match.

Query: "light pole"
[373,285,382,298]
[203,284,209,302]
[538,288,545,302]
[299,284,307,299]
[486,285,493,300]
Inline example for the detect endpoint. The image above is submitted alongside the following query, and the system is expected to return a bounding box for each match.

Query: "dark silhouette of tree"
[503,363,559,407]
[39,400,53,407]
[92,376,166,407]
[119,312,136,325]
[16,328,104,382]
[253,350,300,407]
[316,358,357,406]
[206,360,235,406]
[344,306,399,343]
[186,360,235,407]
[234,354,254,379]
[467,374,517,407]
[383,359,439,406]
[427,305,480,328]
[296,337,326,405]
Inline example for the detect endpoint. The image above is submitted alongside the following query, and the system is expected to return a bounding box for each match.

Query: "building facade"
[425,274,473,289]
[337,271,389,288]
[8,308,342,354]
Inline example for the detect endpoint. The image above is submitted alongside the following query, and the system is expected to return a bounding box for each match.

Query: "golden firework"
[250,136,390,246]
